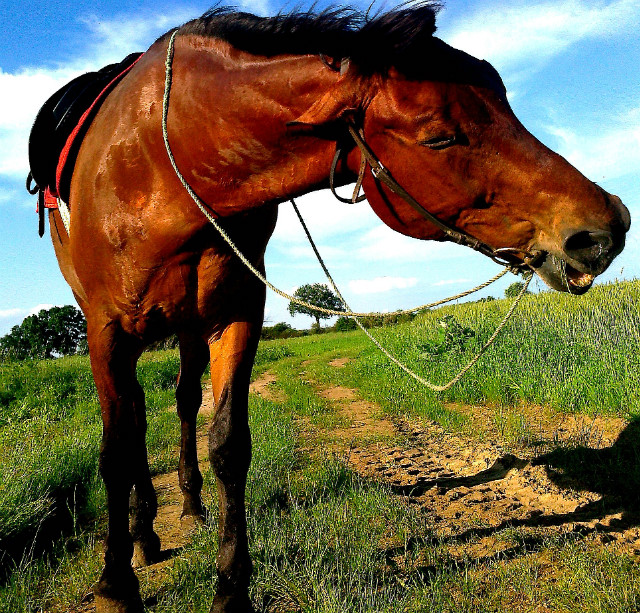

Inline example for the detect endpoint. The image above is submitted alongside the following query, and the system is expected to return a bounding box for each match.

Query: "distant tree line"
[0,305,87,361]
[263,279,528,341]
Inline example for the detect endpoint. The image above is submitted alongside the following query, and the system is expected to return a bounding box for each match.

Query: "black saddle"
[27,52,143,204]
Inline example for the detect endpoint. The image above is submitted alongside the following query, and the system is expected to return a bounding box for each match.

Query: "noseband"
[330,122,543,274]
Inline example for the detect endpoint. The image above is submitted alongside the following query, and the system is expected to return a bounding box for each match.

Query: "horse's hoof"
[181,498,208,523]
[132,532,162,567]
[94,593,145,613]
[209,593,255,613]
[93,572,144,613]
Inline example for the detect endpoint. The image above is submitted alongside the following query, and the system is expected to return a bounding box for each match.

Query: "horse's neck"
[162,37,344,215]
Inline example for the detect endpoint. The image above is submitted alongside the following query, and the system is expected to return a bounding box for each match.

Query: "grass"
[155,394,436,613]
[251,279,640,431]
[2,278,640,611]
[0,349,182,610]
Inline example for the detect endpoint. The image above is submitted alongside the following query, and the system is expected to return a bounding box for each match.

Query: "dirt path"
[133,375,277,559]
[141,374,282,570]
[295,360,640,559]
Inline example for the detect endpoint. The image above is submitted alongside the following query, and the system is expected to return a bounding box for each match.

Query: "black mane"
[165,4,442,74]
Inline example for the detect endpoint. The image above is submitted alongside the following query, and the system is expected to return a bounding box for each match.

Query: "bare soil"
[306,363,640,560]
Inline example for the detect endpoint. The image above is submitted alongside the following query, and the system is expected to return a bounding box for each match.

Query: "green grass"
[2,278,640,611]
[253,279,640,428]
[155,283,640,612]
[0,349,182,609]
[155,394,436,613]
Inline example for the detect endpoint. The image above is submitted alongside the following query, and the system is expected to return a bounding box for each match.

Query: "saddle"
[27,52,143,234]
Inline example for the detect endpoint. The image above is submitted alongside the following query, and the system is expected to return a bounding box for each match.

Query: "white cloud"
[0,308,24,320]
[271,190,378,245]
[277,243,348,263]
[432,278,471,287]
[0,303,67,335]
[355,224,467,262]
[0,188,18,205]
[545,105,640,182]
[443,0,640,74]
[28,303,56,316]
[348,276,418,295]
[0,7,198,182]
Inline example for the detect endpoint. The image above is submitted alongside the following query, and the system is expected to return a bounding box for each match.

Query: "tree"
[334,316,357,332]
[288,283,345,328]
[0,305,87,360]
[261,322,298,340]
[504,282,532,299]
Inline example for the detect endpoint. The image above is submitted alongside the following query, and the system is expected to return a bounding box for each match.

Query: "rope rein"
[291,199,532,392]
[163,31,510,319]
[163,30,533,391]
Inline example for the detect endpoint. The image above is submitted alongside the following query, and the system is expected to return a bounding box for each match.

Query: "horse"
[38,5,629,612]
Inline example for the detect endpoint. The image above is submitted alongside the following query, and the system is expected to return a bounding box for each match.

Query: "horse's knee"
[176,378,202,420]
[99,434,136,488]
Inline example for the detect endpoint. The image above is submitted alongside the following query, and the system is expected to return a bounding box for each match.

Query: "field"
[1,278,640,611]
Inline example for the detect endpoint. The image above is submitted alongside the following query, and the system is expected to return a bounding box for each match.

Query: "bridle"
[330,121,544,274]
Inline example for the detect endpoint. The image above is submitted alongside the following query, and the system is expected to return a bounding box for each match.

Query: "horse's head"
[293,35,630,294]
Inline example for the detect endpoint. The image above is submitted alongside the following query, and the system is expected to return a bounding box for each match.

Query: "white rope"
[162,31,509,320]
[291,200,532,392]
[57,198,71,235]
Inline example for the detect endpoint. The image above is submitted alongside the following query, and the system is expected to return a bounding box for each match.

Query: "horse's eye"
[420,134,459,150]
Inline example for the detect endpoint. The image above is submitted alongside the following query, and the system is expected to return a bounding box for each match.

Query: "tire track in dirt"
[298,359,640,559]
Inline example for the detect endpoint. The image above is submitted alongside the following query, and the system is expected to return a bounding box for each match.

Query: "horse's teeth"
[571,274,594,287]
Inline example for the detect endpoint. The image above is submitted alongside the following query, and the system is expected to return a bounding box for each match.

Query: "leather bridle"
[330,121,544,274]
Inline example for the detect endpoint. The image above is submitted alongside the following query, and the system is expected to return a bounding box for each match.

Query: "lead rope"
[163,31,532,390]
[291,199,532,391]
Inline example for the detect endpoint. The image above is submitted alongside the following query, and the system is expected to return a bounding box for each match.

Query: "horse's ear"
[287,77,361,136]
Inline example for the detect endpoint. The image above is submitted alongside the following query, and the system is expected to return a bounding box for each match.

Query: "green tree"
[0,305,87,360]
[288,283,345,329]
[334,316,357,332]
[505,282,531,299]
[261,322,297,340]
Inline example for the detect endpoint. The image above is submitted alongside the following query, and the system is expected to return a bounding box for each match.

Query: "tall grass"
[159,323,640,613]
[0,350,181,608]
[259,279,640,422]
[156,392,436,613]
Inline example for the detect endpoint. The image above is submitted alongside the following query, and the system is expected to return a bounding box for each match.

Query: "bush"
[261,322,302,340]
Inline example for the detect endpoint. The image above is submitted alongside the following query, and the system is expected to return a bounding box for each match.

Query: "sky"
[0,0,638,334]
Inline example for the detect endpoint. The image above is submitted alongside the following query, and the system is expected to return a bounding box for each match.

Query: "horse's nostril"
[563,230,614,264]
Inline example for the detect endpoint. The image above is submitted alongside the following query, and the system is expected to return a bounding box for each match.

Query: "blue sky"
[1,0,639,334]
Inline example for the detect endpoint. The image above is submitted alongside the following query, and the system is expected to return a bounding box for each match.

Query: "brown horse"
[43,6,629,612]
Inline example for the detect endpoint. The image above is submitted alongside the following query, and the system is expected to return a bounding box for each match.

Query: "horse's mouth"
[532,253,596,295]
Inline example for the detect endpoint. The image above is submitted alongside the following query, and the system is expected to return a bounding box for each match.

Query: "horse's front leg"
[208,320,260,613]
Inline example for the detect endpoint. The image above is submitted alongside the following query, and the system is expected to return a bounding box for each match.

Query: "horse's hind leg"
[208,319,261,613]
[176,333,210,521]
[129,377,161,567]
[89,319,147,613]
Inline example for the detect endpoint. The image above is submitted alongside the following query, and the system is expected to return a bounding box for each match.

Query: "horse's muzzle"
[562,228,621,276]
